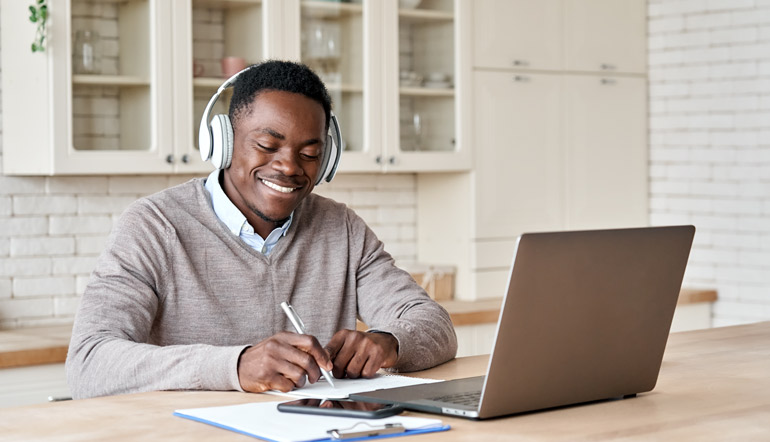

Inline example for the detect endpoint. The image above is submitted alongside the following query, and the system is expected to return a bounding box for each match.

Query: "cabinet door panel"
[473,0,562,71]
[564,0,646,74]
[565,75,648,229]
[473,71,565,239]
[388,0,469,172]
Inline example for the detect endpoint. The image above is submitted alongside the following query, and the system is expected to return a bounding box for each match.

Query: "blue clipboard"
[173,402,450,442]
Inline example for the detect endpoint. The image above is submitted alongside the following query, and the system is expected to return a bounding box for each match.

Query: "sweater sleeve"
[65,201,246,399]
[350,210,458,372]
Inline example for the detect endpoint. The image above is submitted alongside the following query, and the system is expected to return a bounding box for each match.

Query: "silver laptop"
[351,226,695,419]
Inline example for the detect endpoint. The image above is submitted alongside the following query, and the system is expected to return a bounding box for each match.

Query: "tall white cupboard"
[417,0,648,300]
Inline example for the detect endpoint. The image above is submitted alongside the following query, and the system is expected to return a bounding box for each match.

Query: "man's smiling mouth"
[261,179,297,194]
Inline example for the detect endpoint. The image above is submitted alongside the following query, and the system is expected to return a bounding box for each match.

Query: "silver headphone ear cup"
[210,114,233,170]
[321,113,342,184]
[221,116,233,169]
[316,134,333,186]
[199,121,213,161]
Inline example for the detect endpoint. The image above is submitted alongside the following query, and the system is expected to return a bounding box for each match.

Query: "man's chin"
[250,205,291,226]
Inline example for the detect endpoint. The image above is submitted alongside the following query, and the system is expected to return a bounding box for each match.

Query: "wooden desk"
[1,322,768,441]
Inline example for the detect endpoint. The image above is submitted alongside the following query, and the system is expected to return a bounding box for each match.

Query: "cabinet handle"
[166,154,175,164]
[513,75,530,82]
[600,63,616,71]
[512,59,529,67]
[388,156,396,165]
[600,78,617,85]
[181,154,190,164]
[375,155,382,165]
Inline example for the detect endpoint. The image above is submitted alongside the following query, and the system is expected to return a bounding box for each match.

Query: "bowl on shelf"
[400,70,423,87]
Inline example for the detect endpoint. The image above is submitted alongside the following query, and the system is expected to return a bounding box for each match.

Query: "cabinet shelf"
[302,0,363,17]
[193,77,364,94]
[193,77,230,88]
[192,0,262,7]
[72,75,150,87]
[400,86,454,97]
[398,9,453,22]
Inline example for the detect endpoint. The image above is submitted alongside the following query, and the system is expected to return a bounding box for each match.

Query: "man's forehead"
[234,90,326,129]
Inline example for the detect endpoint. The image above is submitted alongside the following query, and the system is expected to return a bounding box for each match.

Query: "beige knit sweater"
[66,179,457,399]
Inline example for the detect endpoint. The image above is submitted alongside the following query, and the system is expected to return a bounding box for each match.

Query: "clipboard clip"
[327,422,406,440]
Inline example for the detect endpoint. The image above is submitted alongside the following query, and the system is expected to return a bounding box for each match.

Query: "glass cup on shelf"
[303,19,342,85]
[73,30,101,75]
[400,111,425,151]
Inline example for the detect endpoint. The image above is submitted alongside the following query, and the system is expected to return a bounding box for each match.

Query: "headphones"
[198,66,342,186]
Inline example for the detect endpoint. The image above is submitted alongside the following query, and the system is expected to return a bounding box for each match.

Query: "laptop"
[351,225,695,419]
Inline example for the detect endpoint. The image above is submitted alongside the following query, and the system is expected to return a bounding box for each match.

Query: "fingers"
[237,330,399,393]
[286,332,333,372]
[237,332,333,393]
[327,330,399,379]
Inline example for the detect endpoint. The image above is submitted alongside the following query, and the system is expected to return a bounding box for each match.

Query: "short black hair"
[228,60,332,131]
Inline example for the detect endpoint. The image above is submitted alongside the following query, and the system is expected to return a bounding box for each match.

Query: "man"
[66,60,457,399]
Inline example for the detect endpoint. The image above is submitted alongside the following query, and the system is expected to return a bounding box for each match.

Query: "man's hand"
[237,331,333,393]
[325,330,399,379]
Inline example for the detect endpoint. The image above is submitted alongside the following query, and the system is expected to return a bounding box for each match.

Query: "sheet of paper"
[266,374,442,400]
[174,401,447,442]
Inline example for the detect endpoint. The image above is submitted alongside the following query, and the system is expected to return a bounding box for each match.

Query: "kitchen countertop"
[0,288,716,369]
[0,325,72,369]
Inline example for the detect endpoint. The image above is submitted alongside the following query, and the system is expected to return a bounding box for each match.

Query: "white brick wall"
[0,9,419,330]
[649,0,770,327]
[0,165,418,329]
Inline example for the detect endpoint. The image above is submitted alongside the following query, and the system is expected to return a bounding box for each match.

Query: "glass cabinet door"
[70,0,155,152]
[299,0,366,165]
[391,0,459,171]
[187,0,265,169]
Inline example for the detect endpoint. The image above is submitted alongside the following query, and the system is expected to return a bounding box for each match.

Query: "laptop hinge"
[442,408,479,418]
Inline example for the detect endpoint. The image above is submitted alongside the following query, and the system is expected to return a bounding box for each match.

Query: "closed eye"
[256,143,278,153]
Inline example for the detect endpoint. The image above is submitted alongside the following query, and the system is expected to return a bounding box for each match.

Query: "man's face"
[222,90,326,238]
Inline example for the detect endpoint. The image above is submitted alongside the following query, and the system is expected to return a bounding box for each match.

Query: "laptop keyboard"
[428,391,481,407]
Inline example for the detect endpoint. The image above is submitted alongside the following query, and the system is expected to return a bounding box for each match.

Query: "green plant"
[29,0,48,53]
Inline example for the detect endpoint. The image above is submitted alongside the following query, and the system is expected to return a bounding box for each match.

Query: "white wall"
[648,0,770,326]
[0,9,420,329]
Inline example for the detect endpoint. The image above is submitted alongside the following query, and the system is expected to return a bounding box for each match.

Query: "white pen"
[280,301,336,389]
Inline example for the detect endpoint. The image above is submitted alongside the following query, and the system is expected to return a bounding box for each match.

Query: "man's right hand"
[237,331,334,393]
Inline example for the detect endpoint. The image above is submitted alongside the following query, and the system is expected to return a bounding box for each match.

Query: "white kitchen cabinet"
[2,0,180,174]
[472,71,564,239]
[385,0,471,173]
[471,0,645,75]
[1,0,470,176]
[280,0,471,173]
[467,71,566,299]
[564,0,647,74]
[564,74,648,229]
[472,0,562,71]
[417,0,648,300]
[420,71,647,300]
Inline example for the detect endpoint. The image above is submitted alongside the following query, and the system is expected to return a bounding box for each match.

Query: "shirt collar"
[204,169,292,239]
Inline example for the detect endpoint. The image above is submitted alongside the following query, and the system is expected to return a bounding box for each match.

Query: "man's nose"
[271,150,302,176]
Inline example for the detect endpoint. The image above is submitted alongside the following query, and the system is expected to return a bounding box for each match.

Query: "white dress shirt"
[204,169,292,255]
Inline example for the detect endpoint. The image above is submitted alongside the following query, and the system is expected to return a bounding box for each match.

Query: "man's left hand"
[325,330,398,379]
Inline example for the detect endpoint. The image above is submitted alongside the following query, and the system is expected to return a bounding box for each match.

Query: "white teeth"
[262,179,296,193]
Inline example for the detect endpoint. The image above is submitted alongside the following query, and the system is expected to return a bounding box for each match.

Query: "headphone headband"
[198,66,342,185]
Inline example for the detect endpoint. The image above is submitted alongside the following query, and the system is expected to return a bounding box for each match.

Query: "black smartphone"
[276,399,403,419]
